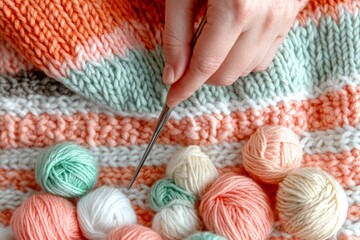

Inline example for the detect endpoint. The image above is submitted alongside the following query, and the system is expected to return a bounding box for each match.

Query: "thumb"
[162,0,195,85]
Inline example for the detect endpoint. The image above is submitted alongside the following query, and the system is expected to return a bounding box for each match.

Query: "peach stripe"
[0,37,32,75]
[0,0,357,77]
[0,165,245,192]
[1,149,359,192]
[1,85,359,149]
[298,0,359,25]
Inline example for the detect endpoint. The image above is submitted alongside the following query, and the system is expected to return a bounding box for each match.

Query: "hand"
[163,0,301,107]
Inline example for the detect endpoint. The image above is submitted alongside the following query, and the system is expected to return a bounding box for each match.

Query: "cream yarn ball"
[152,199,200,240]
[242,125,302,184]
[276,168,348,240]
[166,146,219,196]
[77,186,137,240]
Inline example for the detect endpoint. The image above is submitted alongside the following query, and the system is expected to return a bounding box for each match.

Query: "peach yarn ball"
[107,224,162,240]
[199,173,274,240]
[10,193,81,240]
[242,125,302,184]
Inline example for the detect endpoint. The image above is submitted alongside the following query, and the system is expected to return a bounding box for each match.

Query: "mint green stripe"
[65,10,360,113]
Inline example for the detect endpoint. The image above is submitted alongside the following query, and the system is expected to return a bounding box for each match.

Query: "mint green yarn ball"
[35,142,98,198]
[149,178,196,212]
[186,232,226,240]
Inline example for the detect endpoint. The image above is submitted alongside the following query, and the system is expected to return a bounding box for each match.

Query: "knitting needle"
[128,10,207,190]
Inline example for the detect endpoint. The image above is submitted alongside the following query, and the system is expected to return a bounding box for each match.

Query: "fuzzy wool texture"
[107,224,162,240]
[166,146,219,197]
[242,125,302,184]
[186,232,227,240]
[10,193,81,240]
[77,186,137,240]
[199,173,274,240]
[276,167,348,240]
[152,199,200,240]
[0,0,359,239]
[149,178,196,212]
[35,142,98,198]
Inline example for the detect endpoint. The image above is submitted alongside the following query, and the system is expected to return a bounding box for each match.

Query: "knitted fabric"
[0,0,359,239]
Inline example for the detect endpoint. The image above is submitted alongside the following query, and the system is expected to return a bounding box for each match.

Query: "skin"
[163,0,302,107]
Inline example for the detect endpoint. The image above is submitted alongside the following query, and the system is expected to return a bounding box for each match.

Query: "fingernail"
[162,63,174,85]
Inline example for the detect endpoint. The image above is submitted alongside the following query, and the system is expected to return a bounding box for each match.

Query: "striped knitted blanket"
[0,0,359,239]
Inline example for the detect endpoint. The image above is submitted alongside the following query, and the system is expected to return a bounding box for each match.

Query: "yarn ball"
[276,167,348,240]
[186,232,226,240]
[242,125,302,184]
[166,146,219,196]
[152,199,200,240]
[77,186,137,240]
[10,193,81,240]
[199,173,274,240]
[35,142,98,198]
[149,178,196,212]
[107,224,162,240]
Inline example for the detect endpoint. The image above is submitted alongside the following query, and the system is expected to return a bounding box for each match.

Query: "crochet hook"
[128,11,207,190]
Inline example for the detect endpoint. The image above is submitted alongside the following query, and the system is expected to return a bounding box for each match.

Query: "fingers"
[253,36,285,72]
[162,0,196,85]
[166,6,241,107]
[205,30,260,86]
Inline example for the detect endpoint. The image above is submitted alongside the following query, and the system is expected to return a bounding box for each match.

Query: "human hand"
[163,0,301,107]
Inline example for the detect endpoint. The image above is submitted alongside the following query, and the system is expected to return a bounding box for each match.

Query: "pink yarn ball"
[199,173,274,240]
[107,224,162,240]
[242,125,302,184]
[10,193,81,240]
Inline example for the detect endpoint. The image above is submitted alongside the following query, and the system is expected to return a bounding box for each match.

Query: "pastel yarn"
[242,125,302,184]
[152,199,200,240]
[35,142,98,198]
[107,224,162,240]
[149,178,196,212]
[276,167,348,240]
[186,232,226,240]
[166,146,219,196]
[10,193,81,240]
[199,173,274,240]
[77,186,137,240]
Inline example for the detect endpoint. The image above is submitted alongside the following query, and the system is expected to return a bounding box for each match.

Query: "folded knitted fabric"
[0,0,359,239]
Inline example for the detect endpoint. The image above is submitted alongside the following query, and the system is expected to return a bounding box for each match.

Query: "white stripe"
[1,74,359,120]
[1,124,360,170]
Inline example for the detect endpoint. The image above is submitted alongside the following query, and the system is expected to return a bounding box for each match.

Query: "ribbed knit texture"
[0,0,359,239]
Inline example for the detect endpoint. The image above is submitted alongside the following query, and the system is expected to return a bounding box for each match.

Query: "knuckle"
[267,0,286,23]
[191,56,220,77]
[236,1,255,23]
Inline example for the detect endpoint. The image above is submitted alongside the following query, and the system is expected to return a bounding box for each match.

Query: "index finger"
[166,6,240,107]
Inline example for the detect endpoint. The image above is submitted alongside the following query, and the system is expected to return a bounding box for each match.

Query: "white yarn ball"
[276,168,348,240]
[166,146,219,196]
[152,199,200,240]
[0,224,14,240]
[77,186,137,240]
